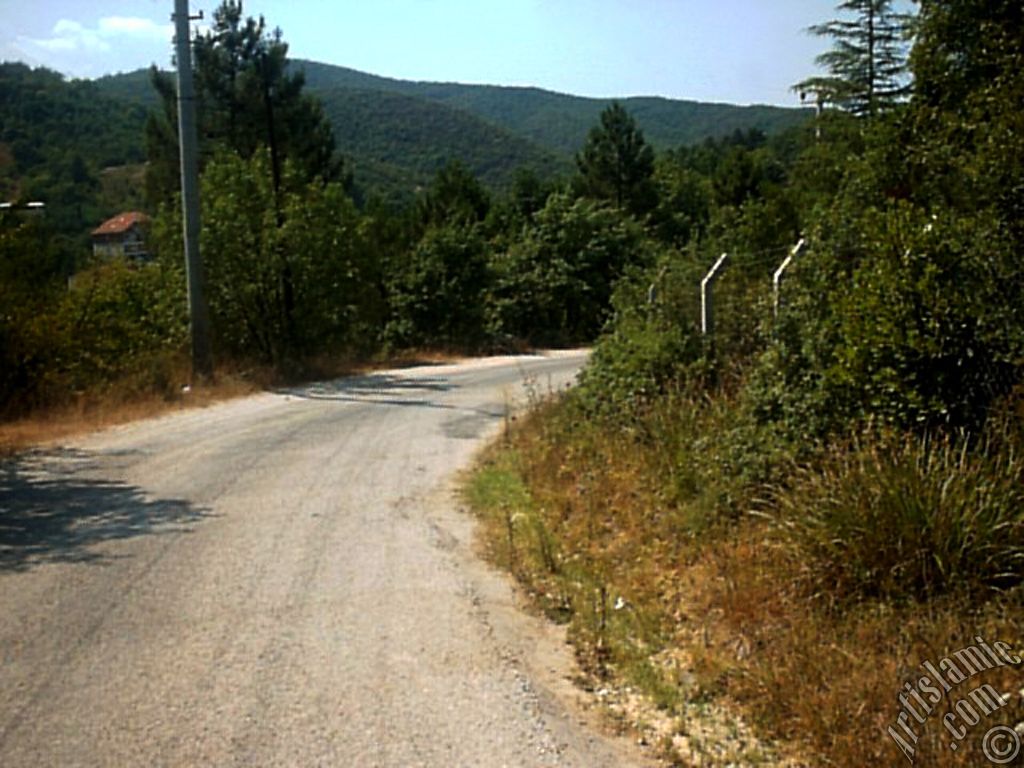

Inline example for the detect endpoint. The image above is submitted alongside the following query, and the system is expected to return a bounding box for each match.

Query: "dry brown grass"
[466,394,1024,767]
[687,524,1024,766]
[0,348,466,457]
[0,365,259,456]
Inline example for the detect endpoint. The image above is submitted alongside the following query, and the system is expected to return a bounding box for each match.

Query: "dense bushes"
[385,222,489,348]
[0,214,186,415]
[490,194,651,346]
[197,151,381,362]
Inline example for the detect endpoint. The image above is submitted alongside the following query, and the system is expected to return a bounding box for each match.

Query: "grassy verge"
[465,391,1024,766]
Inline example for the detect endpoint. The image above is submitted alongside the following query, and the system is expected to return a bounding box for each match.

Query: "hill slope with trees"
[89,59,808,200]
[314,86,569,200]
[292,59,811,155]
[0,63,148,245]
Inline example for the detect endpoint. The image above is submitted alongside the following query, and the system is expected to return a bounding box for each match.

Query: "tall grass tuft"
[773,426,1024,602]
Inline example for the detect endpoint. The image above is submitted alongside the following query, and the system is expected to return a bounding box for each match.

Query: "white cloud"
[98,17,174,40]
[14,16,175,77]
[33,20,110,53]
[21,16,173,55]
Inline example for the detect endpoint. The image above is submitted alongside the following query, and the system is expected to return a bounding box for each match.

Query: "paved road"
[0,352,651,767]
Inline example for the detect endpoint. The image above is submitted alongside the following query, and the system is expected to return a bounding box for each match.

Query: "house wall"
[91,225,150,262]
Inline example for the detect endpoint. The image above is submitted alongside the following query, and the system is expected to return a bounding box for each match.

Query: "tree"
[490,193,648,343]
[649,159,712,247]
[575,102,657,217]
[385,223,490,348]
[145,1,343,205]
[796,0,911,117]
[416,161,490,228]
[178,149,375,362]
[910,0,1022,112]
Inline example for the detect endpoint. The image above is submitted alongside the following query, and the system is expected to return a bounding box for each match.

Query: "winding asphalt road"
[0,352,655,767]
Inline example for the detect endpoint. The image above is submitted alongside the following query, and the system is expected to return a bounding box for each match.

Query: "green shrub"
[748,200,1024,438]
[385,221,490,348]
[488,193,650,345]
[772,422,1024,603]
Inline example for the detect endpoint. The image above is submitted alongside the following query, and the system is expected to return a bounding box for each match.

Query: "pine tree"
[145,1,343,205]
[796,0,911,117]
[575,102,656,217]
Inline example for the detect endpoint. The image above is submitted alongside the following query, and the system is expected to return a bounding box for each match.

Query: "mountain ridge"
[81,59,809,203]
[291,59,810,156]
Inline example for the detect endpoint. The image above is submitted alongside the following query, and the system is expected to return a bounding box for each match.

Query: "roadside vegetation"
[468,2,1024,765]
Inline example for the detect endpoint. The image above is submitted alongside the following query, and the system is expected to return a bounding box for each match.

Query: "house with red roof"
[91,211,151,262]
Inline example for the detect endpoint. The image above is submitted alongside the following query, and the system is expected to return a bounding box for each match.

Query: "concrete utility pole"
[173,0,213,381]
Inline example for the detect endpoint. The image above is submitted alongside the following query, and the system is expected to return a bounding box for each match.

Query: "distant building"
[91,211,151,262]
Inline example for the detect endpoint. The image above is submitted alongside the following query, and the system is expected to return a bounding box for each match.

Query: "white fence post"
[701,253,728,337]
[773,238,806,319]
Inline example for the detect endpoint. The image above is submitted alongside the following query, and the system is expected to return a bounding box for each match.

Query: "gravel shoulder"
[0,352,657,767]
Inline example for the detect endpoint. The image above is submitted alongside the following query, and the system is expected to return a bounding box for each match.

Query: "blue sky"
[0,1,914,106]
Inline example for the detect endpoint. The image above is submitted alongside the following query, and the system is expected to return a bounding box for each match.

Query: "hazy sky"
[0,1,914,107]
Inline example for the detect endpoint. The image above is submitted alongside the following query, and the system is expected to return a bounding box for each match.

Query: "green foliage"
[57,261,187,394]
[0,63,147,177]
[318,86,567,204]
[178,149,379,362]
[746,197,1022,438]
[574,250,705,415]
[574,121,809,420]
[910,0,1022,114]
[290,60,810,158]
[774,423,1024,602]
[0,63,148,254]
[574,102,656,217]
[98,60,808,204]
[146,1,344,205]
[0,215,65,412]
[743,0,1024,437]
[648,161,712,247]
[489,194,650,345]
[1,208,187,413]
[385,222,490,348]
[416,161,491,227]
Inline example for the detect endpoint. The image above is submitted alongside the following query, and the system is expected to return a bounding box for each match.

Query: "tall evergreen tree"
[796,0,911,117]
[145,0,343,205]
[575,102,656,217]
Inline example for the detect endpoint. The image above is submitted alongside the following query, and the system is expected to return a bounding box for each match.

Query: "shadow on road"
[278,373,512,436]
[0,449,210,573]
[276,373,456,406]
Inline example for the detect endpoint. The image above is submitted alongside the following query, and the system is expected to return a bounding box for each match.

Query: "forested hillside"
[89,59,807,201]
[293,60,810,155]
[0,63,148,243]
[315,87,568,199]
